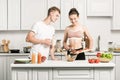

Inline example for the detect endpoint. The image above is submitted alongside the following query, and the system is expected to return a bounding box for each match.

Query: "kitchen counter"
[11,60,115,80]
[11,60,115,68]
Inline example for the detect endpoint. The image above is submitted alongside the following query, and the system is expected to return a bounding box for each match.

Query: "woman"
[63,8,93,60]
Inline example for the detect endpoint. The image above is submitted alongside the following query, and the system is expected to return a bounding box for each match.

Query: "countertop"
[1,52,120,56]
[11,60,115,68]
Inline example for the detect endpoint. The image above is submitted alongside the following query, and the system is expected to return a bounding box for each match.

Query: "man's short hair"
[47,6,60,16]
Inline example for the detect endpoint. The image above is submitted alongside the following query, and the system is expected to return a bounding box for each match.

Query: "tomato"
[95,59,100,63]
[88,59,95,63]
[88,59,92,63]
[96,53,101,57]
[90,59,95,63]
[41,56,46,62]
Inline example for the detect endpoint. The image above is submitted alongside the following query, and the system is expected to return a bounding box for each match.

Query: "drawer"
[53,68,93,79]
[54,79,93,80]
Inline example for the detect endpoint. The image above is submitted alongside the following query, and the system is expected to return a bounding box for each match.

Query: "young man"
[26,6,60,61]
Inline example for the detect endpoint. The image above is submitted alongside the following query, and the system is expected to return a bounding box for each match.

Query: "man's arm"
[26,31,51,46]
[49,36,58,60]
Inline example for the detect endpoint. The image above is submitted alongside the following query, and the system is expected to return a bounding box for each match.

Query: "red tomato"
[96,53,101,57]
[90,59,95,63]
[41,56,46,62]
[88,59,92,63]
[95,59,100,63]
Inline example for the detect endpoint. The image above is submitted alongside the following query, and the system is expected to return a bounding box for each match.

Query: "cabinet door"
[94,68,114,80]
[87,0,113,16]
[21,0,47,30]
[0,0,7,30]
[0,56,6,80]
[6,55,28,80]
[12,68,32,80]
[8,0,21,30]
[61,0,73,30]
[33,68,52,80]
[115,56,120,80]
[112,0,120,30]
[48,0,61,30]
[53,68,93,79]
[74,0,86,25]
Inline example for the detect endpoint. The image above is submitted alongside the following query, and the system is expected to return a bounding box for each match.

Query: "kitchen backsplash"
[0,17,120,52]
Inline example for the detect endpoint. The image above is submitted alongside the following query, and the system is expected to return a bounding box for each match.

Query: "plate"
[15,59,31,63]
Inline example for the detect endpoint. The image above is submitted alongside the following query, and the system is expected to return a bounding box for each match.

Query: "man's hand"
[42,39,52,46]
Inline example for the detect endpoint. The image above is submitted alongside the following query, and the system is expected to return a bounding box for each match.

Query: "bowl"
[100,58,111,63]
[67,54,77,62]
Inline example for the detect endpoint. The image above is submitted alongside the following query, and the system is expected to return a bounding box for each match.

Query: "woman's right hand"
[64,45,70,50]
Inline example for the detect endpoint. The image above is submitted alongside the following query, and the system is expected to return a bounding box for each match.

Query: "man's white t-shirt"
[30,21,55,59]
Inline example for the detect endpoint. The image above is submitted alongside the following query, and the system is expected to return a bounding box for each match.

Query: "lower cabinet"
[32,68,52,80]
[0,56,6,80]
[53,68,93,80]
[6,55,28,80]
[12,67,114,80]
[12,68,32,80]
[0,54,29,80]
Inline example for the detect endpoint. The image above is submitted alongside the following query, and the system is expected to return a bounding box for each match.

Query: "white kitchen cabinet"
[74,0,86,25]
[32,68,52,80]
[21,0,47,30]
[12,68,32,80]
[0,0,20,30]
[0,0,7,30]
[94,68,114,80]
[115,56,120,80]
[47,0,61,30]
[61,0,86,30]
[61,0,73,30]
[87,0,113,16]
[6,55,28,80]
[112,0,120,30]
[8,0,21,30]
[0,56,6,80]
[12,68,52,80]
[53,68,93,80]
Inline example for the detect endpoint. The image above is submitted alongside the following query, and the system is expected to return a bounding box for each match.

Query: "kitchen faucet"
[96,35,100,51]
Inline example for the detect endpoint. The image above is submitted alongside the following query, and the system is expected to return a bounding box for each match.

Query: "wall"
[0,17,120,52]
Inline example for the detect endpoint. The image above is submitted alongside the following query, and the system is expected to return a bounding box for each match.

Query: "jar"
[55,40,62,52]
[108,42,114,53]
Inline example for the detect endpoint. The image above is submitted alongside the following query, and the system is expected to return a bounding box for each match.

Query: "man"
[26,6,60,61]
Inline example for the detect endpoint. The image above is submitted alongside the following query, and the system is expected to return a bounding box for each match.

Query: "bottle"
[38,52,42,64]
[31,53,36,64]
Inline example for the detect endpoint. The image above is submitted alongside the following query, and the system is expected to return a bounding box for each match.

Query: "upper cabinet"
[0,0,7,30]
[112,0,120,30]
[0,0,20,30]
[47,0,61,30]
[61,0,86,30]
[21,0,47,30]
[87,0,113,16]
[61,0,73,30]
[8,0,21,30]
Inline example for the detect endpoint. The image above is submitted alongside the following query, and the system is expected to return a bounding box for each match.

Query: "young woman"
[63,8,93,60]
